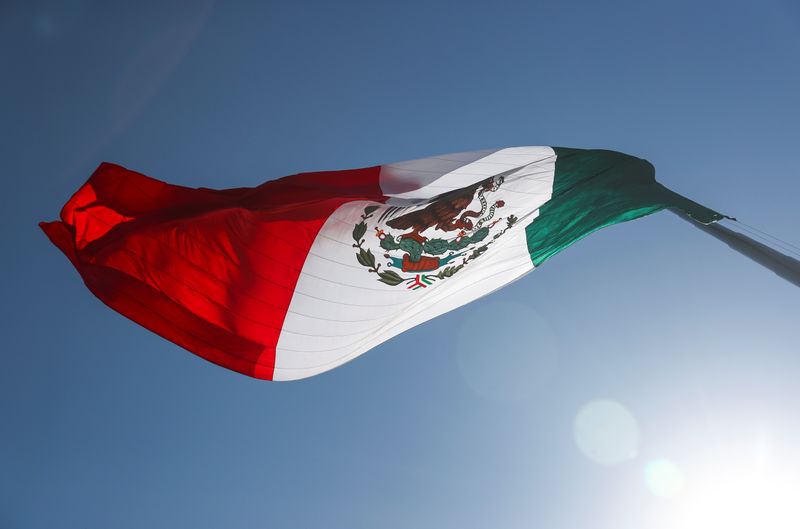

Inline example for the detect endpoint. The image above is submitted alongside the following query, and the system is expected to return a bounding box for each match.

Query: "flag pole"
[670,209,800,288]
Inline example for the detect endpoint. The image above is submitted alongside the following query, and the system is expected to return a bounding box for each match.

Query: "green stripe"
[525,147,722,266]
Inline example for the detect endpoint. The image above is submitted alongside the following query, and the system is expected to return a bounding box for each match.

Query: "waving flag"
[40,147,721,380]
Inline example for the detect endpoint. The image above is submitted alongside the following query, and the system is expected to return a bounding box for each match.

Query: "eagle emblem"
[352,175,518,289]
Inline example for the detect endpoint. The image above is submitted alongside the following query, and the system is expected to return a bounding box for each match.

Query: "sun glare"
[666,464,800,529]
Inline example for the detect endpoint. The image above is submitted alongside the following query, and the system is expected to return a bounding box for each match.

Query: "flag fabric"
[41,147,721,380]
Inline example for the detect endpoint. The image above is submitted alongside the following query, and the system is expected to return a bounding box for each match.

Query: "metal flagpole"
[670,209,800,288]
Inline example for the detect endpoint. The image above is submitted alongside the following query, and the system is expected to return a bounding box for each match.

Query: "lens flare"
[644,459,685,498]
[573,399,639,465]
[456,301,558,402]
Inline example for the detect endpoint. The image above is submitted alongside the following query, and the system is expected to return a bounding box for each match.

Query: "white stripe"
[379,149,499,196]
[274,147,556,380]
[380,146,554,200]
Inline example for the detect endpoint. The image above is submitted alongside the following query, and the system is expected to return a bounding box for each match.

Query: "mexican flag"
[41,147,721,380]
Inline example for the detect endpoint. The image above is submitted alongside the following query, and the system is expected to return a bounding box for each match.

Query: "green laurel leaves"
[356,248,376,269]
[352,206,389,279]
[352,205,380,249]
[352,221,367,243]
[377,270,404,286]
[435,265,464,279]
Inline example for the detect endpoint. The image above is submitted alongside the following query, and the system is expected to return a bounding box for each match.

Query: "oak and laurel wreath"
[352,206,406,286]
[352,206,518,287]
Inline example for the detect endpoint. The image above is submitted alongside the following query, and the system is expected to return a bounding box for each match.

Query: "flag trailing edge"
[40,147,722,381]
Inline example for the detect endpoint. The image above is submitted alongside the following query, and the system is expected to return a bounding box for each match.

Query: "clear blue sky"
[2,1,799,527]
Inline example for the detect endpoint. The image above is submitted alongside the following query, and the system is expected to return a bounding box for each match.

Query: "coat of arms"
[352,175,518,289]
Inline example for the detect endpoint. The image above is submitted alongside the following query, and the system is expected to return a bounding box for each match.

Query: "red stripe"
[41,162,385,379]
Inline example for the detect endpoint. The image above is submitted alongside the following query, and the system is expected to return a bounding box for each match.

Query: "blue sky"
[2,1,799,527]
